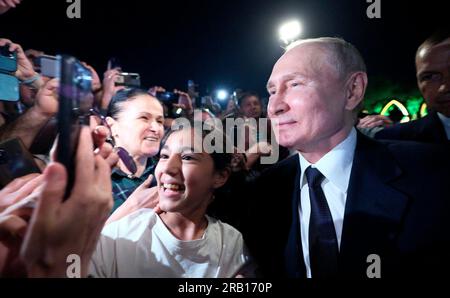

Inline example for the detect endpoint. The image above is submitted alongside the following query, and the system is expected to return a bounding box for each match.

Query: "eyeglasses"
[89,108,137,175]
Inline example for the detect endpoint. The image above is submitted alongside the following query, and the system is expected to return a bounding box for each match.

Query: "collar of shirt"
[298,127,357,193]
[437,112,450,139]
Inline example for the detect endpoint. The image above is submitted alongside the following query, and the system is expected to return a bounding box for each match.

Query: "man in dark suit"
[375,32,450,144]
[242,37,450,278]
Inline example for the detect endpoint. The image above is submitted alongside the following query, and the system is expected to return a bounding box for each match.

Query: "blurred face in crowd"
[416,38,450,117]
[267,42,363,160]
[155,128,228,216]
[108,94,164,158]
[240,95,262,119]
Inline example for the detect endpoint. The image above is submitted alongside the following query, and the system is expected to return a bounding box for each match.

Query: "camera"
[115,72,141,87]
[0,45,19,101]
[156,91,185,118]
[33,54,59,78]
[156,91,179,104]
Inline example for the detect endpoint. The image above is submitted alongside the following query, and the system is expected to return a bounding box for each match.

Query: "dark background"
[0,0,447,97]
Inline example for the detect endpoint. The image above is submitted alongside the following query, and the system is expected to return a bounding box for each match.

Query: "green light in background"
[373,103,384,114]
[420,102,428,117]
[405,97,424,120]
[366,96,427,121]
[380,99,410,123]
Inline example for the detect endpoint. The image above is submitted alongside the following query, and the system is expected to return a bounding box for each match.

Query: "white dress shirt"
[437,112,450,140]
[298,128,357,278]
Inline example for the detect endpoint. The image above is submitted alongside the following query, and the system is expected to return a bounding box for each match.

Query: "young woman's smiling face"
[155,128,228,216]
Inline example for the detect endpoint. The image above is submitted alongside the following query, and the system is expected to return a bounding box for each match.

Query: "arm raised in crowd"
[0,78,58,148]
[100,68,125,111]
[0,38,44,90]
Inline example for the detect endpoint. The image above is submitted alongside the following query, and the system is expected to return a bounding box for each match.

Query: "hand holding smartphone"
[56,55,93,199]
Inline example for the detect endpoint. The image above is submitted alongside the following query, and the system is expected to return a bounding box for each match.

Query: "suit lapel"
[339,133,410,277]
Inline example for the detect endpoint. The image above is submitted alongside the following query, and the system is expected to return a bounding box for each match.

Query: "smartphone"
[115,72,140,87]
[0,73,19,101]
[34,55,59,78]
[56,55,93,199]
[0,45,19,101]
[0,45,17,72]
[0,138,41,188]
[156,91,179,104]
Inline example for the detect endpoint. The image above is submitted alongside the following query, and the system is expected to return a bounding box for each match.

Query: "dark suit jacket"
[241,132,450,278]
[375,112,449,145]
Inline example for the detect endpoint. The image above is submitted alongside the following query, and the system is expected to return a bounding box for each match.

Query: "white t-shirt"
[89,208,254,278]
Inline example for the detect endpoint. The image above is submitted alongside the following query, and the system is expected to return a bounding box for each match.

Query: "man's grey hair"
[286,37,367,81]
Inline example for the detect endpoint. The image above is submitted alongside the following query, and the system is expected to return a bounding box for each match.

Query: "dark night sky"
[0,0,447,97]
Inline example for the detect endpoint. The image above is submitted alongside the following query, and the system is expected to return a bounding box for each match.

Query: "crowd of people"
[0,27,449,278]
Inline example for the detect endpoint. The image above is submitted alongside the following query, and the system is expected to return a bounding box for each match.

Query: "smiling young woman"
[89,120,255,277]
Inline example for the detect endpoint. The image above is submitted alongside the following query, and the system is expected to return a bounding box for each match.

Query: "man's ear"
[212,168,231,189]
[344,72,368,111]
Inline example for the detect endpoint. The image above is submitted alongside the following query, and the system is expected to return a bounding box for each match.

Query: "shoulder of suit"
[377,137,450,168]
[376,113,438,136]
[257,154,299,179]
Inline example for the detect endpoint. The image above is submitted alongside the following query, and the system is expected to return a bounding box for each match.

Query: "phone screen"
[0,73,19,101]
[39,55,59,78]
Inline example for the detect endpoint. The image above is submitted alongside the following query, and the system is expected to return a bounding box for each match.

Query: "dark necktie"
[305,166,339,278]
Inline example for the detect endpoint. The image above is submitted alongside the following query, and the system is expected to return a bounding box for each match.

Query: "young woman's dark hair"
[158,119,233,173]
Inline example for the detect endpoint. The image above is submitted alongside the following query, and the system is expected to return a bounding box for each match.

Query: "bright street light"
[279,20,302,45]
[216,89,228,101]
